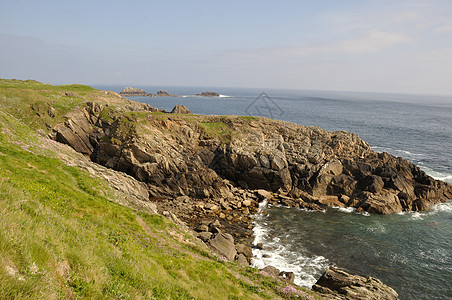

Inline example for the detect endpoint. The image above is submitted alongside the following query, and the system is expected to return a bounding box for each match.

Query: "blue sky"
[1,0,452,95]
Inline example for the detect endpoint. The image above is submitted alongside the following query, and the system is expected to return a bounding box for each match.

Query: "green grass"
[237,116,259,121]
[0,79,91,133]
[0,79,94,92]
[199,121,234,144]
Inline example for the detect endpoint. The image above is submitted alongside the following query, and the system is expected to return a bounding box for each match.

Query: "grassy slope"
[0,80,320,299]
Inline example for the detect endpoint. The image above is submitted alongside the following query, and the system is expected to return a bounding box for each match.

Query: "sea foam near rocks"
[251,200,329,288]
[430,201,452,213]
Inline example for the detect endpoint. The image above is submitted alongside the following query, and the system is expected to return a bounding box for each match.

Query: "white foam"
[336,207,356,213]
[257,199,268,213]
[332,206,369,216]
[394,149,424,157]
[218,94,232,98]
[251,208,329,288]
[366,223,386,233]
[411,212,424,220]
[420,167,452,183]
[296,207,327,213]
[371,145,424,157]
[371,145,391,152]
[430,201,452,213]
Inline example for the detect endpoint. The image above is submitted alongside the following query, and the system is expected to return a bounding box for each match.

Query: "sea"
[95,85,452,300]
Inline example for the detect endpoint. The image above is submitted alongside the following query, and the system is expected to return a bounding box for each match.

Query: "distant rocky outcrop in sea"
[196,91,220,97]
[119,87,151,97]
[120,87,221,98]
[119,87,180,97]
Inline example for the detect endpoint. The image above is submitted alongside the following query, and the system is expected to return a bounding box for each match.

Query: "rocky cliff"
[50,99,452,218]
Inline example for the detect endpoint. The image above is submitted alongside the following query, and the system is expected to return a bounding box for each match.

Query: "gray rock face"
[313,266,399,300]
[171,105,191,114]
[235,243,253,259]
[236,254,249,266]
[208,233,237,260]
[120,87,150,97]
[260,266,280,277]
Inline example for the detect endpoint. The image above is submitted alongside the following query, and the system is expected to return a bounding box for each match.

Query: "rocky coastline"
[49,92,452,299]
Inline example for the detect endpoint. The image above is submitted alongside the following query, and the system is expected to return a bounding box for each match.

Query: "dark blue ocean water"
[97,86,452,300]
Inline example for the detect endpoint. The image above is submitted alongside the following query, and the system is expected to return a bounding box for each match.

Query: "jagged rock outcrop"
[50,100,452,217]
[313,266,399,300]
[171,105,191,114]
[120,87,151,97]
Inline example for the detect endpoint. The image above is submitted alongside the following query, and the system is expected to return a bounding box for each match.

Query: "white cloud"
[434,21,452,33]
[314,30,412,54]
[223,30,412,62]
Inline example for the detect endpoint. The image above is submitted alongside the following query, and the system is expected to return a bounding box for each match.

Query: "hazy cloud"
[222,30,412,62]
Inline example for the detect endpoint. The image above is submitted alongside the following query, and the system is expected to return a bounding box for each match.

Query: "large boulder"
[207,233,237,260]
[171,105,191,114]
[313,266,399,300]
[359,191,403,214]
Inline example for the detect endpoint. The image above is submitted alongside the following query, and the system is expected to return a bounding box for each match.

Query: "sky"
[1,0,452,95]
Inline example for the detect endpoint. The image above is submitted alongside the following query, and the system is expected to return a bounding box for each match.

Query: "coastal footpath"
[3,79,452,298]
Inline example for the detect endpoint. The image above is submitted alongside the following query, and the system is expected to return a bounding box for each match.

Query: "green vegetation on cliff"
[0,80,319,299]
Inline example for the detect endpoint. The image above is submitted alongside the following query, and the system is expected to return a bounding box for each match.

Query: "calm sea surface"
[96,85,452,300]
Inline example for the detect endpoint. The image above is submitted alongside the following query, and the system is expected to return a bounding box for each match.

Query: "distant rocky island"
[195,91,220,97]
[120,87,180,97]
[120,87,220,98]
